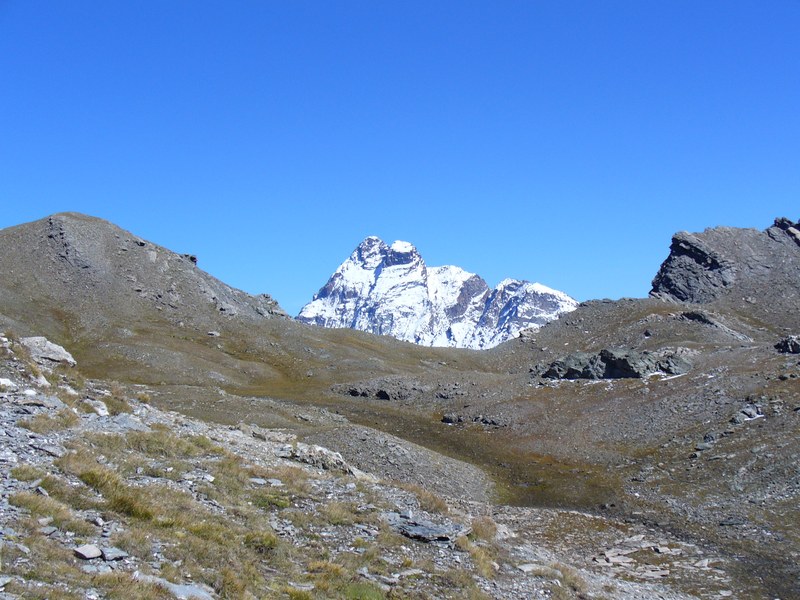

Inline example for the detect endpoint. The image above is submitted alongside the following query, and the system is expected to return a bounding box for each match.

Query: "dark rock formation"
[775,336,800,354]
[650,218,800,331]
[541,347,692,380]
[381,511,467,545]
[773,217,800,246]
[542,351,604,379]
[332,377,432,402]
[650,231,739,303]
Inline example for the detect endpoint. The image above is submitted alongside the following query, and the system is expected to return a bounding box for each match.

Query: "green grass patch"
[252,489,291,510]
[243,530,279,555]
[342,581,386,600]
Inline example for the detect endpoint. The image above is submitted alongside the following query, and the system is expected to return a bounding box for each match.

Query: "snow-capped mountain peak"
[298,236,577,349]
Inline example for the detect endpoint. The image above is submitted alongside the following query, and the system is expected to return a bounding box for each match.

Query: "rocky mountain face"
[651,217,800,329]
[297,236,577,349]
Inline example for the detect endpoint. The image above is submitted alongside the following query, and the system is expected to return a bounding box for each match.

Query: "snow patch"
[390,240,415,253]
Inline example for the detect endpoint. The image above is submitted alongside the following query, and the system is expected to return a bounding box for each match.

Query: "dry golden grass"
[57,452,154,520]
[308,560,347,578]
[8,491,94,535]
[397,482,450,514]
[2,531,83,592]
[548,563,592,600]
[470,515,498,541]
[205,454,252,496]
[243,530,279,555]
[284,589,314,600]
[20,408,79,433]
[307,559,389,599]
[50,432,308,597]
[10,463,46,481]
[90,429,222,459]
[241,462,313,496]
[455,534,498,579]
[437,567,487,596]
[320,501,360,526]
[251,489,291,510]
[103,394,133,415]
[112,527,153,559]
[92,573,174,600]
[340,582,387,599]
[5,411,508,599]
[2,582,83,600]
[36,472,95,512]
[58,368,86,393]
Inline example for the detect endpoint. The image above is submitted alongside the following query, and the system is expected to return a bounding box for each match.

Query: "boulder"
[101,547,129,561]
[84,399,110,417]
[74,544,102,560]
[19,336,76,367]
[276,442,353,473]
[381,511,466,545]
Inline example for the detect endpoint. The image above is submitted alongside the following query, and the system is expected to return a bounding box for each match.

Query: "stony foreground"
[0,334,744,600]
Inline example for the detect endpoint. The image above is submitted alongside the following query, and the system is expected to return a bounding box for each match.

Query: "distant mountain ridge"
[297,236,577,349]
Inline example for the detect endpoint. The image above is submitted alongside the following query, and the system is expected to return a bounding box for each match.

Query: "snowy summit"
[297,237,577,349]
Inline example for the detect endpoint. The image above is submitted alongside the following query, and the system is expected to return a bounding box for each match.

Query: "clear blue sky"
[2,1,798,315]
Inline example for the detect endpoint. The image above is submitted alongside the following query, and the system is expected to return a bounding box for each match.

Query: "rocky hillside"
[0,214,496,395]
[0,212,287,334]
[0,333,737,600]
[298,236,577,349]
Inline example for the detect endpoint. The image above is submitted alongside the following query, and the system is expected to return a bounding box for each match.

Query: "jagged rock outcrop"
[540,347,692,380]
[650,231,738,303]
[773,217,800,246]
[650,218,800,330]
[298,236,577,349]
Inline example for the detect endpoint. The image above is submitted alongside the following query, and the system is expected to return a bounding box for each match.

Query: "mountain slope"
[0,212,288,332]
[0,213,504,394]
[298,236,577,349]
